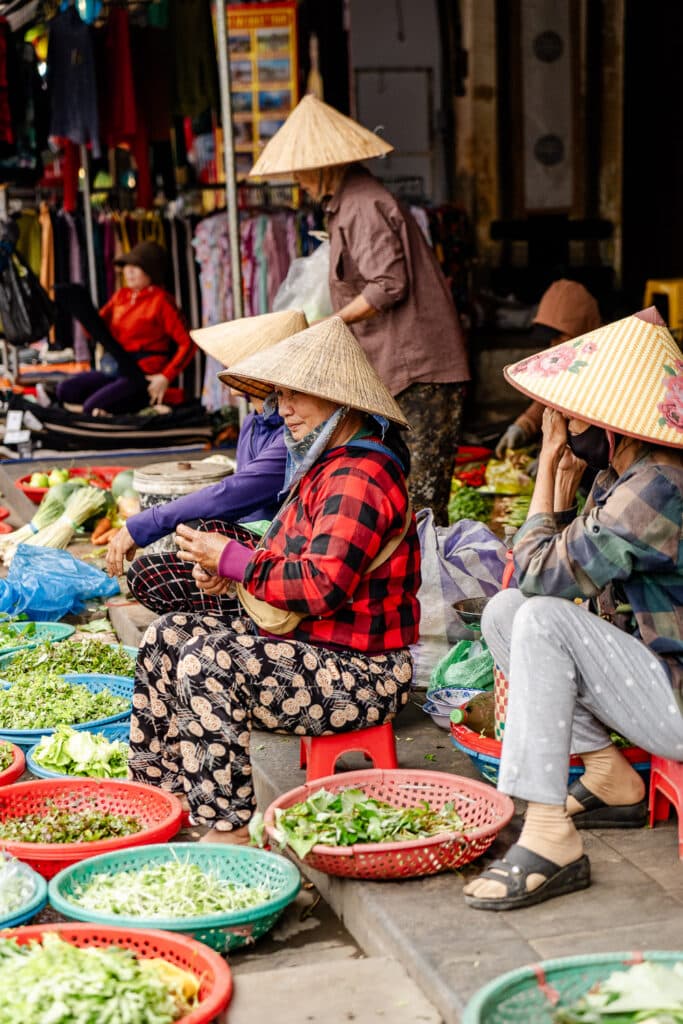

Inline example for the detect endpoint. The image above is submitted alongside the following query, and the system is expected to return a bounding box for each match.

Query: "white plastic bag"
[273,241,333,323]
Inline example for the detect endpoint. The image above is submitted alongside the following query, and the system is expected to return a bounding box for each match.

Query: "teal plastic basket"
[48,842,301,953]
[25,723,130,780]
[0,856,48,928]
[462,951,683,1023]
[0,622,75,657]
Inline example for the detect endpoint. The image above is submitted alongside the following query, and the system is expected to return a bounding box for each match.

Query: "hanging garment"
[47,6,101,155]
[170,0,218,117]
[0,19,14,148]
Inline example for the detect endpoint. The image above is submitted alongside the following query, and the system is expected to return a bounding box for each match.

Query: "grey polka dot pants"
[482,589,683,805]
[129,612,413,830]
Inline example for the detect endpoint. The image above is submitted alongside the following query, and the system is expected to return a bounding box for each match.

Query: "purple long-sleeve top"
[126,409,286,548]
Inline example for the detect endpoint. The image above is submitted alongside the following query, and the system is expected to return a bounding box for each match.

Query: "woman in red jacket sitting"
[56,242,195,416]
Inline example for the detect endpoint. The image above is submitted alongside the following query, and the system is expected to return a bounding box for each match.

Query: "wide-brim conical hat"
[505,314,683,448]
[191,310,307,368]
[220,316,408,427]
[249,95,394,178]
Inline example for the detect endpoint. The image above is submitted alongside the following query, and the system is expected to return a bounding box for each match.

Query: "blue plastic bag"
[0,545,119,621]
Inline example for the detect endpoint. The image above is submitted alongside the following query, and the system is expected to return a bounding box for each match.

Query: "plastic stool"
[643,279,683,331]
[648,754,683,858]
[299,722,398,782]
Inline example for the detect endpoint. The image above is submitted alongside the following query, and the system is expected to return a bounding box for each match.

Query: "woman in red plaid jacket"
[128,317,421,843]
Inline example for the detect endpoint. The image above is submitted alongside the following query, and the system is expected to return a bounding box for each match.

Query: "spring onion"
[0,854,35,915]
[0,933,197,1023]
[0,676,128,730]
[0,743,12,773]
[269,787,469,859]
[1,639,136,680]
[0,488,66,565]
[24,486,107,551]
[68,856,272,919]
[0,798,141,843]
[32,726,129,778]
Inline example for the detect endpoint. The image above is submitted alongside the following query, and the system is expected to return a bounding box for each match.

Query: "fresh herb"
[0,854,35,915]
[0,676,128,730]
[0,798,141,843]
[269,787,469,859]
[1,639,135,681]
[0,933,197,1023]
[448,485,493,525]
[69,856,272,919]
[32,726,129,779]
[0,743,12,773]
[0,620,36,653]
[554,960,683,1022]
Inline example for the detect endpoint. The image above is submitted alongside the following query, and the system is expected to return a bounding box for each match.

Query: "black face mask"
[566,424,611,470]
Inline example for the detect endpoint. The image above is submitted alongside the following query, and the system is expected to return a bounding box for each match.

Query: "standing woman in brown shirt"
[250,96,470,525]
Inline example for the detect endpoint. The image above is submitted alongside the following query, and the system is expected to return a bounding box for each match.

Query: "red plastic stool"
[299,723,398,782]
[648,755,683,858]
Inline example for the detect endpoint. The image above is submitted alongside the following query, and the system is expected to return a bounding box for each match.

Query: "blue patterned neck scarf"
[282,406,349,494]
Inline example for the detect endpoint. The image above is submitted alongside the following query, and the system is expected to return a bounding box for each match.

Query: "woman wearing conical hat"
[128,317,420,843]
[464,307,683,911]
[106,311,305,614]
[250,95,470,526]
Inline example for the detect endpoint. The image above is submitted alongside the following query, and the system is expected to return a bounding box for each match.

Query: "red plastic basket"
[15,465,129,505]
[0,779,183,878]
[0,922,233,1024]
[264,768,515,880]
[0,744,24,787]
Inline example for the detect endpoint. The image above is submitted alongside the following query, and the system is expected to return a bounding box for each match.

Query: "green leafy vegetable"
[0,854,35,915]
[1,639,135,681]
[0,797,141,843]
[32,726,129,779]
[0,676,128,730]
[0,620,36,653]
[270,787,469,860]
[0,743,12,774]
[69,855,272,919]
[448,486,493,525]
[0,933,196,1023]
[554,961,683,1022]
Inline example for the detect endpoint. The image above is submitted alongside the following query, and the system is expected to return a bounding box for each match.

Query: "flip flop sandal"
[463,843,591,911]
[568,779,648,829]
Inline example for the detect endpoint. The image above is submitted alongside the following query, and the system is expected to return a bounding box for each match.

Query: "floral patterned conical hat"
[504,308,683,448]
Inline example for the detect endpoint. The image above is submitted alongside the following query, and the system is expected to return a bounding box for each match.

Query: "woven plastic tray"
[450,721,652,787]
[49,841,301,953]
[462,950,683,1023]
[0,674,133,751]
[26,722,130,780]
[0,857,47,929]
[0,621,75,656]
[15,465,129,504]
[0,778,183,878]
[264,768,515,880]
[0,743,25,787]
[0,922,232,1024]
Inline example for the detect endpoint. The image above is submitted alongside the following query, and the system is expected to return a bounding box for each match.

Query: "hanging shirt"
[47,6,101,156]
[126,409,286,546]
[99,284,195,381]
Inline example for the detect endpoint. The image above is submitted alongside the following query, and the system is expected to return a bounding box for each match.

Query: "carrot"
[97,527,121,545]
[91,517,112,543]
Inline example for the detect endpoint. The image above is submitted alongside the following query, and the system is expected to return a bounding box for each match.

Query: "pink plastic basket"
[264,768,515,880]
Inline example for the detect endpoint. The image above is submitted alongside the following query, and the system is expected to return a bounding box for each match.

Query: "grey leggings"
[482,589,683,805]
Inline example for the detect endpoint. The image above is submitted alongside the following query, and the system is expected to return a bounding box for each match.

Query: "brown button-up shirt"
[325,166,469,397]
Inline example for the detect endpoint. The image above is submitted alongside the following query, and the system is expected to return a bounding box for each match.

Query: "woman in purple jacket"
[105,311,305,615]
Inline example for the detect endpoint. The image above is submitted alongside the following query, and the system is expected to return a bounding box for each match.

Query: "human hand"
[176,524,229,573]
[192,562,233,595]
[105,524,137,577]
[540,407,568,457]
[146,373,169,405]
[495,423,527,459]
[554,447,587,511]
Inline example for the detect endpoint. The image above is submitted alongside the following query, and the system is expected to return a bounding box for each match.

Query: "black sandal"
[568,779,648,829]
[463,844,591,911]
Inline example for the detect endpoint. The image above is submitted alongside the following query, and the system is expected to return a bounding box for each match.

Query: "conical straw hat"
[190,310,307,368]
[505,313,683,448]
[249,95,394,178]
[220,316,409,427]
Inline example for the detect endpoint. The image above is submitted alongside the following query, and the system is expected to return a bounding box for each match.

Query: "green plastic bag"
[428,639,494,693]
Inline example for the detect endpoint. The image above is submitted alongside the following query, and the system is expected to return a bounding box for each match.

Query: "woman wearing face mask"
[463,306,683,911]
[128,317,420,844]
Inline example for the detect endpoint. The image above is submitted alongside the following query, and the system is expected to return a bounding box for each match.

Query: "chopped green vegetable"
[32,726,129,778]
[69,855,272,919]
[0,854,35,915]
[0,797,141,843]
[554,960,683,1022]
[0,676,128,730]
[0,742,12,774]
[448,486,493,525]
[1,639,135,681]
[270,787,469,860]
[0,620,36,654]
[0,933,196,1023]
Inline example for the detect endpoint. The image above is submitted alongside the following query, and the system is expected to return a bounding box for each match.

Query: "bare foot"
[198,826,251,846]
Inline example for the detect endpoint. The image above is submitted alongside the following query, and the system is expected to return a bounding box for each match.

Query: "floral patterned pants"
[129,611,413,831]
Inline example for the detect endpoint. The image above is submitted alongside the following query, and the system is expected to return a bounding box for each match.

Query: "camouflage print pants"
[395,381,466,526]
